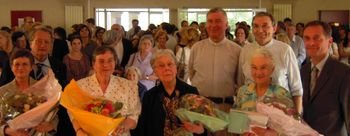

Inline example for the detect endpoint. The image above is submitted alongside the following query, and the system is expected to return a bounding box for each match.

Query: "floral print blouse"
[234,83,295,113]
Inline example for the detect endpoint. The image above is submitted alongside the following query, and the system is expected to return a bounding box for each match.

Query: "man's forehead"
[253,16,272,24]
[34,31,51,38]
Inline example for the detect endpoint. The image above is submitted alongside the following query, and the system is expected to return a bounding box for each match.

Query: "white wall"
[0,0,350,28]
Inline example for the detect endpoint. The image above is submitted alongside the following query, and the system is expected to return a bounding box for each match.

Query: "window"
[178,8,266,33]
[95,8,169,30]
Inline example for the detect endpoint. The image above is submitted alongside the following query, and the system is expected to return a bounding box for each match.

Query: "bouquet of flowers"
[85,99,123,118]
[256,102,322,136]
[174,94,228,135]
[1,92,47,122]
[262,96,298,119]
[0,70,61,130]
[60,80,125,136]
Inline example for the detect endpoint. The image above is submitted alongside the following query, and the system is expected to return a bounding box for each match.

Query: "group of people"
[0,7,349,136]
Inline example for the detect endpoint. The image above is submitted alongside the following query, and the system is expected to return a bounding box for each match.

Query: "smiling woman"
[134,49,206,136]
[234,48,296,135]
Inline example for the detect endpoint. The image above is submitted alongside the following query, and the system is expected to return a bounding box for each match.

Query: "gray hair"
[150,49,177,69]
[207,7,227,19]
[250,48,275,68]
[125,66,142,79]
[28,26,53,42]
[103,30,118,45]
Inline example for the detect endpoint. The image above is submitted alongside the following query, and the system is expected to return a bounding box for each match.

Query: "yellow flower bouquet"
[60,80,124,136]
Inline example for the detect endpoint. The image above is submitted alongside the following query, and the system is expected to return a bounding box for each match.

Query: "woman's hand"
[4,126,29,136]
[148,74,158,81]
[34,121,54,132]
[182,121,204,134]
[112,118,136,135]
[76,129,88,136]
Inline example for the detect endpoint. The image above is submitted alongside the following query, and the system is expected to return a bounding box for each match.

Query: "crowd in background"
[0,7,349,136]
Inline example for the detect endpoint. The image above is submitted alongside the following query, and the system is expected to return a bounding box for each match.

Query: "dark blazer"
[134,78,206,136]
[301,57,350,136]
[121,38,134,68]
[52,39,69,62]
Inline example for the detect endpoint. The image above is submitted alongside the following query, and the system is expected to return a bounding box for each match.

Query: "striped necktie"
[36,63,45,80]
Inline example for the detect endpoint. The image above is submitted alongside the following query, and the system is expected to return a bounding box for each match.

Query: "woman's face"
[126,70,139,82]
[80,27,90,38]
[251,55,274,85]
[11,57,33,79]
[154,55,177,83]
[236,28,246,42]
[157,35,167,47]
[140,39,152,53]
[17,36,27,49]
[96,30,105,39]
[93,51,116,77]
[0,34,8,48]
[71,39,82,52]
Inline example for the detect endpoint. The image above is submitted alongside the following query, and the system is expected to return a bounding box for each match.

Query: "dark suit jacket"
[52,39,69,62]
[121,38,134,68]
[301,57,350,136]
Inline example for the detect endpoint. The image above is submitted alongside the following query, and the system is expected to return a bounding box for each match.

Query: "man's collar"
[35,56,50,67]
[209,37,227,46]
[311,53,329,71]
[254,39,274,48]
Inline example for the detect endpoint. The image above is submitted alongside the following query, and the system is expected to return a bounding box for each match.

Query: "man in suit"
[301,20,350,136]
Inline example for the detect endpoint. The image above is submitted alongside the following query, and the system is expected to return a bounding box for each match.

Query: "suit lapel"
[310,57,332,101]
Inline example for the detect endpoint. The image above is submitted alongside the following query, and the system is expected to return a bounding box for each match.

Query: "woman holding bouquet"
[0,49,57,136]
[135,49,205,136]
[234,48,296,136]
[73,46,141,136]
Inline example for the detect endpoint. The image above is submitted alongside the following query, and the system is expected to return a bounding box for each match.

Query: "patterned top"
[162,90,181,136]
[77,74,141,136]
[63,54,91,81]
[234,83,294,112]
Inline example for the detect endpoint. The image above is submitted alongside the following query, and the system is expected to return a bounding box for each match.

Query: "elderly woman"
[152,30,168,53]
[73,46,141,136]
[0,49,57,136]
[127,35,157,90]
[235,48,296,135]
[176,27,199,83]
[135,49,205,136]
[125,66,147,100]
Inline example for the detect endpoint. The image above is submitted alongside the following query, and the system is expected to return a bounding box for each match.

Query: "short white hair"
[250,48,275,68]
[150,49,177,69]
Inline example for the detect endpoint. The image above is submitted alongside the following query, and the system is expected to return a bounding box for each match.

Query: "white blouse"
[77,74,141,135]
